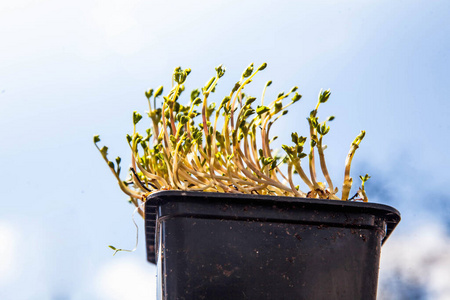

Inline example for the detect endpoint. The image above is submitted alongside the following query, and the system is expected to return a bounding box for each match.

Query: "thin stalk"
[287,164,305,197]
[317,136,334,193]
[341,131,365,200]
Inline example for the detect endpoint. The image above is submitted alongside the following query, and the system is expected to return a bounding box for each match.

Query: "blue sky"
[1,0,449,299]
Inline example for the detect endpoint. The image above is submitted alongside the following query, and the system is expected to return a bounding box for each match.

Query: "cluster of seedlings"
[95,63,370,218]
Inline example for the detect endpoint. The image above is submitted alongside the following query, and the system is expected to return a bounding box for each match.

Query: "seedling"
[95,63,370,219]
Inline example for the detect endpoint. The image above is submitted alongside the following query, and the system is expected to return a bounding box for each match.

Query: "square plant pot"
[145,191,400,300]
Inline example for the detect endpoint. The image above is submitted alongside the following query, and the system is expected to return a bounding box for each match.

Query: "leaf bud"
[274,101,282,113]
[191,89,200,100]
[93,135,100,144]
[244,96,257,106]
[257,62,267,71]
[145,89,153,100]
[220,96,231,108]
[256,105,270,115]
[232,82,241,93]
[215,64,226,78]
[292,93,302,103]
[319,89,331,103]
[242,63,254,78]
[291,132,298,143]
[154,86,164,98]
[204,77,215,92]
[193,97,202,106]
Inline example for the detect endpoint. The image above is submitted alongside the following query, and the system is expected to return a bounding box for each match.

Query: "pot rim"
[145,190,400,264]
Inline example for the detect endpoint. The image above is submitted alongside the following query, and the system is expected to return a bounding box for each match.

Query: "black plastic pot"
[145,191,400,300]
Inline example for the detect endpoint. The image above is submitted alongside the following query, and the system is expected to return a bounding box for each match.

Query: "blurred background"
[1,0,449,299]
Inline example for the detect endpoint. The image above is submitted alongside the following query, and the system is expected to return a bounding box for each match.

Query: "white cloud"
[379,221,450,299]
[95,256,157,300]
[0,221,19,287]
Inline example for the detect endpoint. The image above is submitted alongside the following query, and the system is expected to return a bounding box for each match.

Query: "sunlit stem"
[172,132,187,189]
[341,131,365,200]
[235,148,294,194]
[291,158,314,191]
[261,81,271,106]
[308,125,320,191]
[288,164,305,197]
[169,85,179,135]
[317,136,334,193]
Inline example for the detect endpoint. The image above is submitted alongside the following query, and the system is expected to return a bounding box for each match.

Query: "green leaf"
[232,82,241,93]
[93,135,100,144]
[174,66,187,84]
[319,89,331,103]
[298,136,307,145]
[244,96,256,106]
[360,174,371,182]
[180,116,189,125]
[274,101,282,113]
[145,89,153,100]
[308,117,318,129]
[291,132,298,143]
[242,63,254,78]
[292,93,302,103]
[282,144,291,154]
[204,77,215,92]
[243,108,255,118]
[256,106,270,115]
[257,62,267,71]
[191,89,200,100]
[215,64,226,78]
[206,103,216,118]
[216,132,224,143]
[133,111,143,125]
[270,160,277,170]
[108,245,117,250]
[220,96,231,108]
[169,135,177,145]
[154,86,164,98]
[353,130,366,145]
[193,97,202,106]
[100,146,108,158]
